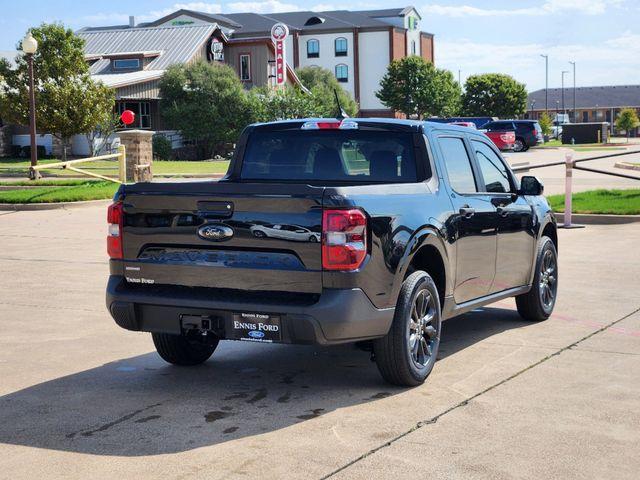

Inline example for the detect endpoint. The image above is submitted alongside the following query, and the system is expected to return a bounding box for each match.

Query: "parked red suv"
[485,130,515,151]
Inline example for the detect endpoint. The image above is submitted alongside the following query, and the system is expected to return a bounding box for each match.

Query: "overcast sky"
[1,0,638,91]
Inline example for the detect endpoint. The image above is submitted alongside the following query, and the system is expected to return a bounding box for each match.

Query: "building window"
[582,111,588,122]
[335,64,348,83]
[335,37,347,56]
[411,40,416,55]
[113,58,140,70]
[117,101,151,129]
[307,39,319,58]
[239,54,251,81]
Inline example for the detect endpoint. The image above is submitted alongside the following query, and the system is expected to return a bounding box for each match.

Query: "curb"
[0,198,112,211]
[554,212,640,225]
[615,161,640,171]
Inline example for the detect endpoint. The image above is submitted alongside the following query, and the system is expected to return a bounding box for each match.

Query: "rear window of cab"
[240,130,419,183]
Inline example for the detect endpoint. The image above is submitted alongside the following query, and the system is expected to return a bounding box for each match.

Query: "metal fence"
[512,149,640,226]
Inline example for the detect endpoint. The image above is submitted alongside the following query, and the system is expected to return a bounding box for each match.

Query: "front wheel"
[516,236,558,321]
[152,333,218,366]
[373,271,441,386]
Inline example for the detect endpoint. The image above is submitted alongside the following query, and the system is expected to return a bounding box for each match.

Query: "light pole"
[530,100,536,119]
[540,54,549,113]
[21,31,39,179]
[561,70,569,114]
[569,61,576,122]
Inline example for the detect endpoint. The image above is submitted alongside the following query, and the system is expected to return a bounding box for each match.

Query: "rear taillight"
[322,209,367,271]
[533,129,538,136]
[107,201,123,259]
[500,133,515,142]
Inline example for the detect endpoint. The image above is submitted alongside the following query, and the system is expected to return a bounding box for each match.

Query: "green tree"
[615,108,640,142]
[461,73,527,118]
[376,56,461,119]
[538,112,552,137]
[0,23,115,159]
[247,86,316,123]
[296,66,358,117]
[159,61,252,158]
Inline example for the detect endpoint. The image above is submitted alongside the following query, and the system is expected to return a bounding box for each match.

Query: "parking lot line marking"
[321,305,640,479]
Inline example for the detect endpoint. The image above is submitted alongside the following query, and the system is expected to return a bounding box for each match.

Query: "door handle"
[459,206,475,219]
[496,207,509,217]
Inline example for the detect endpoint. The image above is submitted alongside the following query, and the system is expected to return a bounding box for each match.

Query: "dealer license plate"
[228,313,281,343]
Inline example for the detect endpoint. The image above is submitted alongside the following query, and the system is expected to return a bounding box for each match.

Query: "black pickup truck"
[106,118,558,386]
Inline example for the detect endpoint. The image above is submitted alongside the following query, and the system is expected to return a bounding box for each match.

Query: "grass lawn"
[0,180,118,203]
[547,189,640,215]
[0,157,230,178]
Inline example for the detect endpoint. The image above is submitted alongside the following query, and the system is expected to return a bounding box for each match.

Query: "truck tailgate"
[117,182,324,294]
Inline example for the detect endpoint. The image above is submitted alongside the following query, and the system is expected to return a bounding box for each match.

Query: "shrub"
[152,134,173,160]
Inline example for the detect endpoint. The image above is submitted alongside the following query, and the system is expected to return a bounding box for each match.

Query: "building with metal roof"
[527,85,640,135]
[80,6,435,120]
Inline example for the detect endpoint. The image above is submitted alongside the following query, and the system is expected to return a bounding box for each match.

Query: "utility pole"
[569,61,576,122]
[458,69,461,86]
[540,54,549,113]
[561,70,569,114]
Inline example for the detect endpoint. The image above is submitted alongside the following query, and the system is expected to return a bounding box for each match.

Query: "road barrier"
[512,149,640,227]
[29,145,126,183]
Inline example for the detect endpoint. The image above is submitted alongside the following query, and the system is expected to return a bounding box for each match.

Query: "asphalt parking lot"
[1,205,639,479]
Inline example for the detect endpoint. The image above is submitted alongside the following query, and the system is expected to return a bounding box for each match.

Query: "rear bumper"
[106,276,395,345]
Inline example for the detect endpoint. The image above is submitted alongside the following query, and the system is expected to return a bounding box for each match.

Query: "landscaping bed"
[548,189,640,215]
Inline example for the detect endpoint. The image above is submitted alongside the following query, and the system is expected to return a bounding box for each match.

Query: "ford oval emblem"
[248,330,265,339]
[197,224,234,242]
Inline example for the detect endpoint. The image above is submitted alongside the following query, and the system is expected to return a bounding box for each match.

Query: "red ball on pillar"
[120,110,135,126]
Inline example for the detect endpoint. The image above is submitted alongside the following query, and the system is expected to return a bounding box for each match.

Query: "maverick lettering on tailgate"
[229,312,281,343]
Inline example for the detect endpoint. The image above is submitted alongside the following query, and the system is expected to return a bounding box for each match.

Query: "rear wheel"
[373,271,441,386]
[514,138,526,152]
[152,333,218,366]
[516,236,558,321]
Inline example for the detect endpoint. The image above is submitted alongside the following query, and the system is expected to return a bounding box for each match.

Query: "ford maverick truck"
[106,119,558,386]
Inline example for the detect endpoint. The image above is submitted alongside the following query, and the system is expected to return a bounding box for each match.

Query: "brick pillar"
[118,130,154,183]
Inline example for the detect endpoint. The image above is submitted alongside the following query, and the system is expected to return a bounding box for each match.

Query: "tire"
[373,271,442,387]
[309,235,318,243]
[253,230,266,238]
[516,236,558,322]
[514,138,526,152]
[152,333,218,366]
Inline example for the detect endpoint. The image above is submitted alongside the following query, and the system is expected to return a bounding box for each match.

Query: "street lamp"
[21,31,39,179]
[569,61,576,122]
[530,99,536,119]
[561,70,569,114]
[540,54,549,113]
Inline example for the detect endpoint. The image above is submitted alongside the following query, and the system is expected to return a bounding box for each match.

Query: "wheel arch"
[541,219,558,252]
[392,227,451,308]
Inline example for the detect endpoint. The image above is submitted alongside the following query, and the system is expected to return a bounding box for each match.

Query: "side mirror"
[519,176,544,196]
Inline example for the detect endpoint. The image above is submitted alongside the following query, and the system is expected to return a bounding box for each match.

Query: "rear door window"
[241,130,419,183]
[438,136,477,193]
